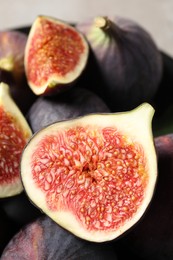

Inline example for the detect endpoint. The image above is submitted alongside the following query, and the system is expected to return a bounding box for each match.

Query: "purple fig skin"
[27,86,110,133]
[1,216,118,260]
[76,16,163,112]
[114,134,173,260]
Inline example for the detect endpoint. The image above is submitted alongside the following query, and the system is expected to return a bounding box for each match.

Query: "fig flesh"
[24,15,89,95]
[27,86,110,133]
[76,16,163,111]
[0,82,32,198]
[1,215,118,259]
[21,103,157,242]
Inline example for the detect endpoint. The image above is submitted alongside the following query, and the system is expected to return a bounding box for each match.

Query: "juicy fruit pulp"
[0,82,32,198]
[24,15,89,95]
[21,103,157,242]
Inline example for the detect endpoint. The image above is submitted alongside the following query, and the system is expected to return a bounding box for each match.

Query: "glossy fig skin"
[1,216,118,260]
[76,16,163,112]
[114,134,173,260]
[27,86,110,132]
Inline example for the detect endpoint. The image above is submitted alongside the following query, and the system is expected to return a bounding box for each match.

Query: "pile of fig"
[0,12,173,260]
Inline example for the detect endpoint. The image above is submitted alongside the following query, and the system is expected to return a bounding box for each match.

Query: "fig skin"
[1,215,118,260]
[76,16,163,112]
[27,86,110,133]
[114,134,173,260]
[24,15,89,96]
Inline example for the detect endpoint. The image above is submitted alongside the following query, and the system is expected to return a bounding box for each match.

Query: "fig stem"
[94,16,122,39]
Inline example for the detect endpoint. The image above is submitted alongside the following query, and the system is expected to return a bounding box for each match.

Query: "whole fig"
[27,86,110,132]
[1,216,118,260]
[76,16,163,112]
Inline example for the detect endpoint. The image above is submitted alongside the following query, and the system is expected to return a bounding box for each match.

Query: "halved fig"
[20,103,157,242]
[24,15,89,95]
[0,82,32,198]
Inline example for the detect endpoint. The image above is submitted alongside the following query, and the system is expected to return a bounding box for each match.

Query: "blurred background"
[0,0,173,57]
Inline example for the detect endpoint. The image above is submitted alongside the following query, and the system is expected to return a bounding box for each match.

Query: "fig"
[0,30,27,86]
[0,30,37,115]
[114,133,173,260]
[24,15,89,95]
[1,215,118,259]
[0,82,32,198]
[76,16,163,111]
[20,102,157,242]
[27,86,110,133]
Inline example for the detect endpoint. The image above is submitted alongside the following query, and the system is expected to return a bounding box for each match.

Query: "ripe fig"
[20,103,157,242]
[0,30,27,86]
[0,82,32,198]
[24,15,89,95]
[1,215,118,260]
[114,133,173,260]
[0,30,37,115]
[76,16,163,112]
[27,86,110,133]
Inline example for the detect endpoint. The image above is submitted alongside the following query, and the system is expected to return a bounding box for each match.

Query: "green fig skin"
[114,134,173,260]
[76,16,163,112]
[1,216,118,260]
[27,86,110,133]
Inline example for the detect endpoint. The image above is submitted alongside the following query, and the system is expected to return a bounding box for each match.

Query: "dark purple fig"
[115,134,173,260]
[76,16,163,112]
[27,86,110,133]
[1,215,118,260]
[0,30,27,85]
[0,30,37,114]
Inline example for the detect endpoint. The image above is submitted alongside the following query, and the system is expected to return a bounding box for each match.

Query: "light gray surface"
[0,0,173,57]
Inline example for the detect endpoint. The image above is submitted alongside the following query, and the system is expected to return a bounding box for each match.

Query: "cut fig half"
[24,15,89,95]
[0,82,32,198]
[21,103,157,242]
